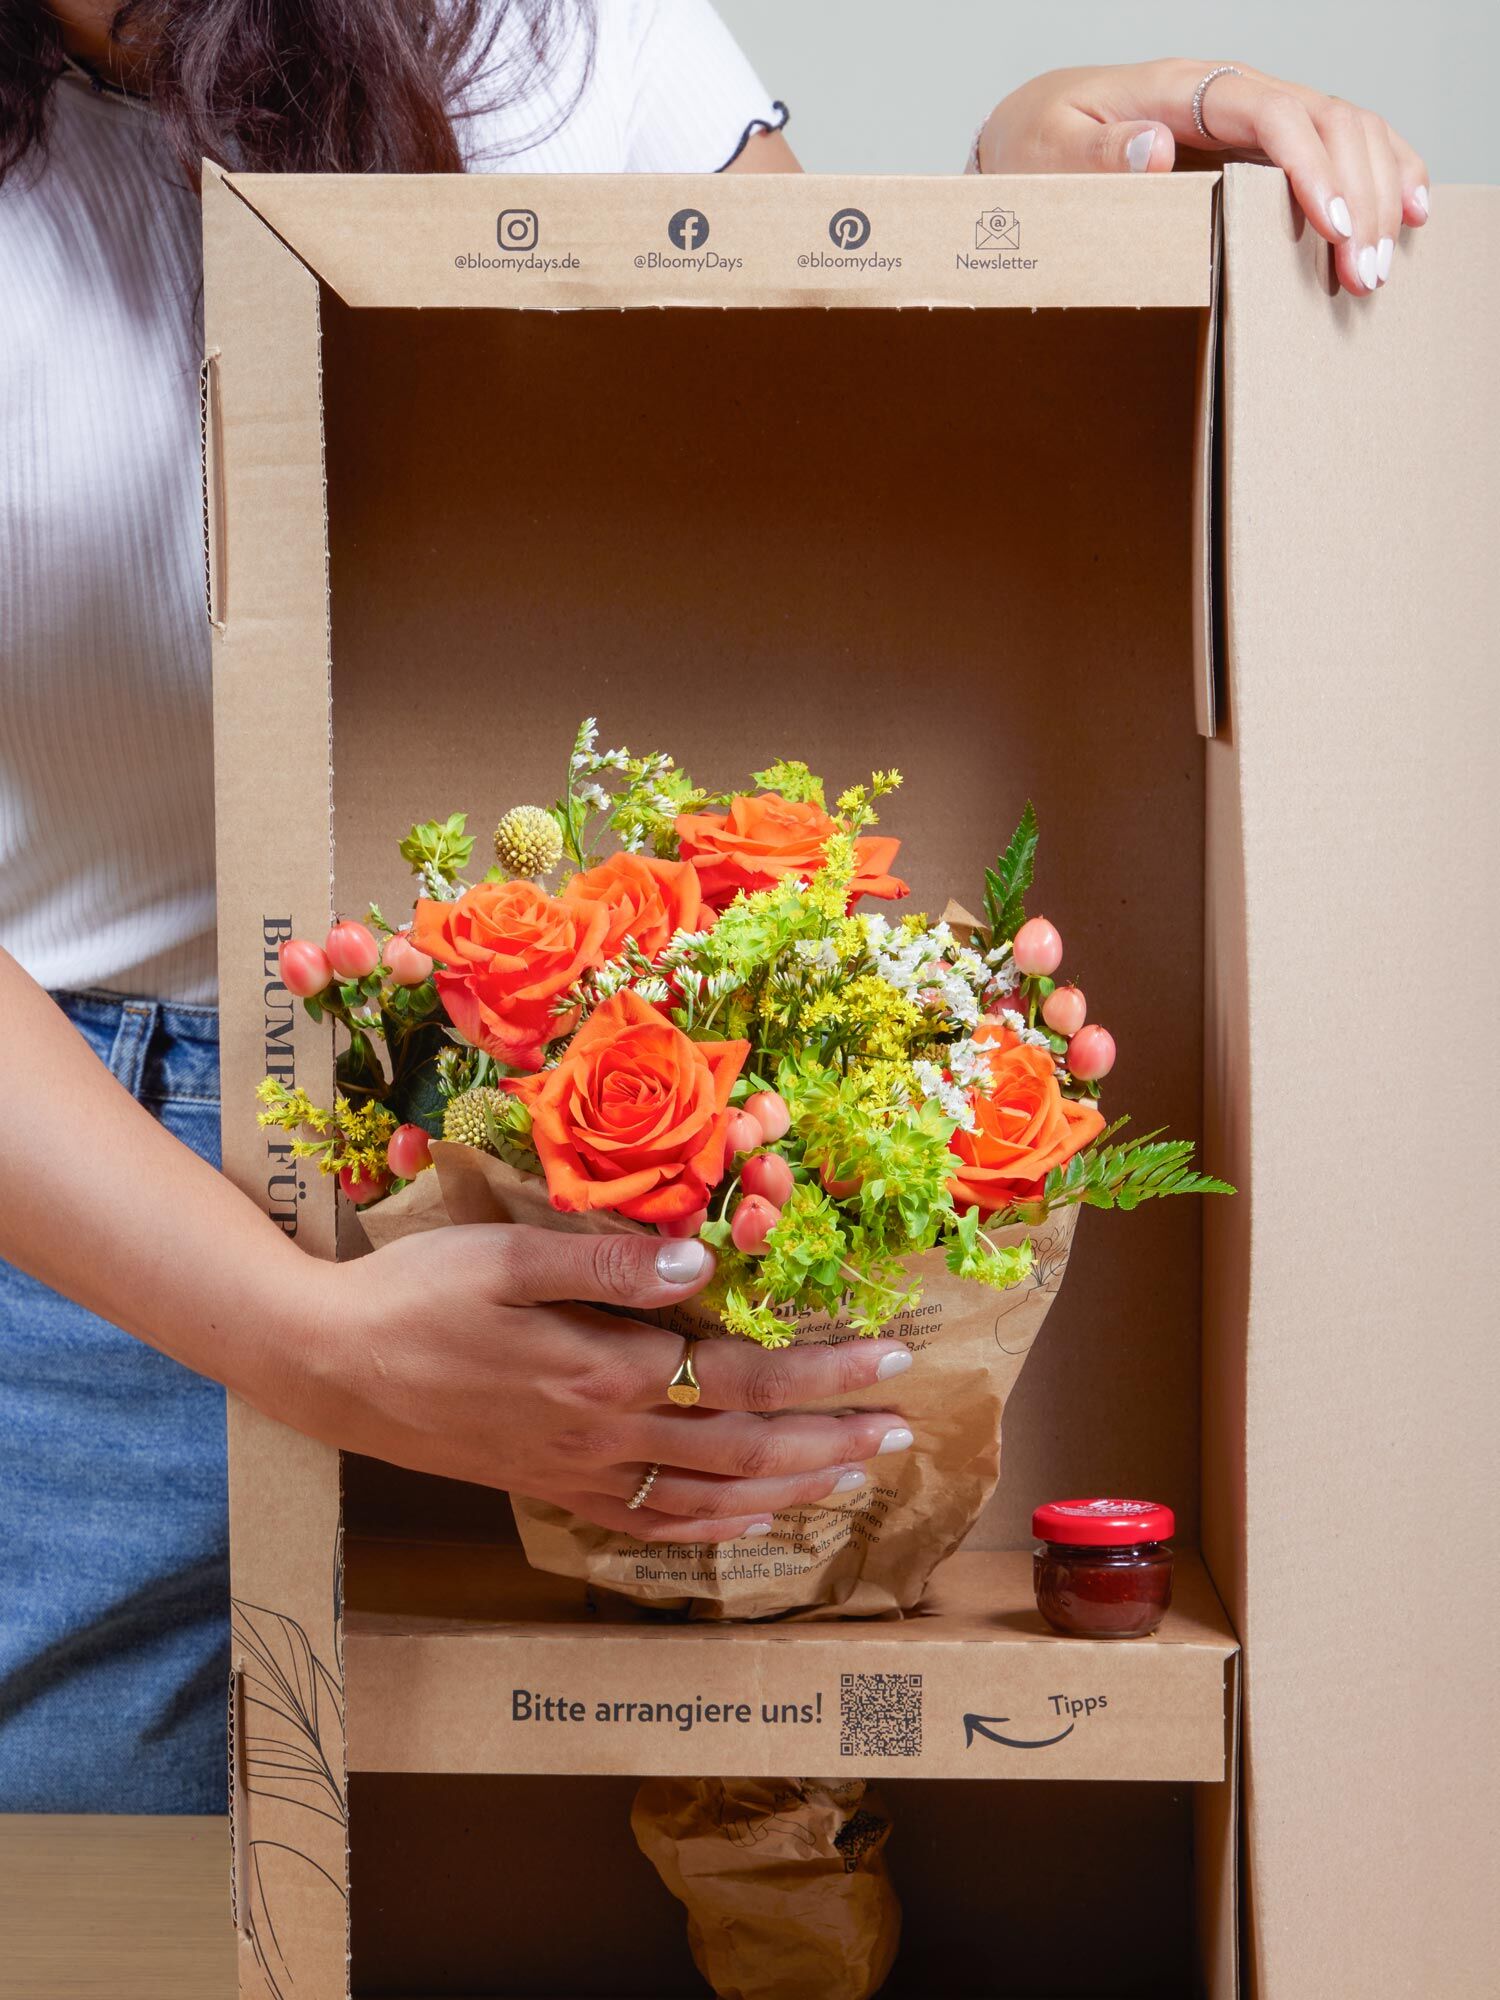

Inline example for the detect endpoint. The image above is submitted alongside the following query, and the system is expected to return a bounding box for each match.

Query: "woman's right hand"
[279,1223,915,1542]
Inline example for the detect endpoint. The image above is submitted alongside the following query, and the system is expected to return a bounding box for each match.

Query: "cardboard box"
[204,166,1497,1999]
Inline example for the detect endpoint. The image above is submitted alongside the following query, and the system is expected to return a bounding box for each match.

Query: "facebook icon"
[668,207,710,251]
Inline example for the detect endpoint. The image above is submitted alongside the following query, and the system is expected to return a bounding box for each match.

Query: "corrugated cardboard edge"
[1190,179,1224,739]
[203,160,349,2000]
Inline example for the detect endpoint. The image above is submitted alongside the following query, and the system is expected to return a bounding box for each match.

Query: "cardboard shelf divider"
[343,1541,1236,1784]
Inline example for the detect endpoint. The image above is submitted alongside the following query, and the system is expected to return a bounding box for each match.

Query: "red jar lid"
[1032,1498,1175,1546]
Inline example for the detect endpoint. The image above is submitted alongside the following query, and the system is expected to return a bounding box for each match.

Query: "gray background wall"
[715,1,1497,185]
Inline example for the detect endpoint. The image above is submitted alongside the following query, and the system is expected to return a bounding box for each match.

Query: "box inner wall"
[348,1772,1197,1998]
[322,301,1207,1555]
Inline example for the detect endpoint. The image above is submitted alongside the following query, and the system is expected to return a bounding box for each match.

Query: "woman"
[0,1,1428,1813]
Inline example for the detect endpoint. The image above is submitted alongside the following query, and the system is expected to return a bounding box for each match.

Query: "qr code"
[839,1672,923,1757]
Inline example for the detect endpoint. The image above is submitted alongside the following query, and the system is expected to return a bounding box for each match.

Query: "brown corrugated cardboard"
[204,163,1497,1999]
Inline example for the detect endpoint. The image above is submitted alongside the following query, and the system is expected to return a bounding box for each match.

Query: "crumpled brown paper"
[363,1142,1077,1620]
[631,1777,899,2000]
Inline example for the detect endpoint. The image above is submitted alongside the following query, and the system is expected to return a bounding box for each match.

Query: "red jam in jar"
[1032,1498,1175,1639]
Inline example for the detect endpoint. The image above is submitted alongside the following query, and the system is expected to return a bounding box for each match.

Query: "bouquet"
[260,720,1228,1619]
[261,722,1229,2000]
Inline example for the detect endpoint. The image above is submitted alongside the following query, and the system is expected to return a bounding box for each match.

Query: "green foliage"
[751,759,825,807]
[983,800,1038,944]
[399,812,474,886]
[944,1208,1036,1290]
[997,1122,1235,1220]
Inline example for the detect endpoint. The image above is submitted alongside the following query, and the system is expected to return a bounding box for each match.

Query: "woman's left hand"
[977,59,1429,299]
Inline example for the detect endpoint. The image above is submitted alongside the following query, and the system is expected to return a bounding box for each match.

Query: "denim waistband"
[50,988,220,1108]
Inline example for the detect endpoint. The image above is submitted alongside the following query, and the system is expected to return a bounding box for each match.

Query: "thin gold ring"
[666,1337,701,1408]
[627,1463,662,1511]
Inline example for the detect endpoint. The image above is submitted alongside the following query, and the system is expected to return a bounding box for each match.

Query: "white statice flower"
[619,827,646,853]
[940,971,982,1026]
[947,1037,994,1091]
[1016,1022,1053,1050]
[911,1057,977,1132]
[576,780,611,812]
[597,748,630,771]
[794,937,840,971]
[950,945,990,993]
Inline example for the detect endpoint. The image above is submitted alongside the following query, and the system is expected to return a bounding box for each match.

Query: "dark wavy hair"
[0,0,595,185]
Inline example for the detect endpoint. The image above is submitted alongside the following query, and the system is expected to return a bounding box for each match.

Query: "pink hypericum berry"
[821,1164,863,1201]
[278,938,334,999]
[657,1208,710,1240]
[1068,1024,1116,1082]
[731,1194,780,1255]
[1042,984,1087,1037]
[726,1110,765,1156]
[385,1124,433,1180]
[741,1152,794,1208]
[325,920,381,980]
[339,1164,390,1206]
[744,1090,792,1143]
[383,931,434,986]
[1012,917,1063,977]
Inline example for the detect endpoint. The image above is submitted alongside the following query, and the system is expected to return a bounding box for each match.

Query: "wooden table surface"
[0,1814,236,1999]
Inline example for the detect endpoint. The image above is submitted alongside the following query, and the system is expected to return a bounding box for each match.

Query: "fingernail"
[745,1519,774,1536]
[1357,244,1378,291]
[832,1467,867,1493]
[655,1238,711,1284]
[877,1427,915,1455]
[1327,195,1353,239]
[1412,185,1430,218]
[875,1348,913,1380]
[1126,128,1156,174]
[1377,236,1394,283]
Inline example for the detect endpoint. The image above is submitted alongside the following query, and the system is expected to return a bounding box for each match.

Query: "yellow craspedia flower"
[442,1087,506,1152]
[493,806,563,879]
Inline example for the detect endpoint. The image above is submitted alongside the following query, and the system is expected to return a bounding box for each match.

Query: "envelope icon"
[975,208,1020,250]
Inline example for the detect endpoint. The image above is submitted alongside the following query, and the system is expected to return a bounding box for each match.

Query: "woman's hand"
[284,1221,915,1542]
[978,59,1429,298]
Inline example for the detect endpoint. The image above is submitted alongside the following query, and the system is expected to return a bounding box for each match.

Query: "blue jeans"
[0,990,228,1813]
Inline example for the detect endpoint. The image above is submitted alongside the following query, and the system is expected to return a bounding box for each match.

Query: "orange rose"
[561,851,708,962]
[411,880,608,1072]
[948,1020,1105,1215]
[505,989,749,1224]
[674,793,908,912]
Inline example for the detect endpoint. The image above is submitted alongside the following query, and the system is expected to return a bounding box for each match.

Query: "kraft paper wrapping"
[364,1142,1077,1620]
[630,1778,899,2000]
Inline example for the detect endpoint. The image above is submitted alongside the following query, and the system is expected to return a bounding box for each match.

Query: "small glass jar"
[1032,1498,1175,1639]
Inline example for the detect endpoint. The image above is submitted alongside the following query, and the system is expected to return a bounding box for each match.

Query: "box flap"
[1208,163,1500,1996]
[221,168,1216,312]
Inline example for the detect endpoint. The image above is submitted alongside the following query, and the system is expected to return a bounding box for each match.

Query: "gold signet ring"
[667,1339,701,1407]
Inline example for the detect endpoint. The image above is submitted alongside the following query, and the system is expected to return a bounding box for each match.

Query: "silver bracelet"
[1191,65,1243,143]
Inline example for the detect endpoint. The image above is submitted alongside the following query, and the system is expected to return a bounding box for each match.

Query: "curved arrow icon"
[963,1712,1075,1750]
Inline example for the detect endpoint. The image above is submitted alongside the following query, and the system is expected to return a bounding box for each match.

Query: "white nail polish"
[877,1427,915,1455]
[833,1467,867,1493]
[1126,128,1156,174]
[876,1348,913,1380]
[1327,195,1353,239]
[1412,185,1430,218]
[745,1519,774,1536]
[655,1238,710,1284]
[1357,245,1378,291]
[1377,237,1394,283]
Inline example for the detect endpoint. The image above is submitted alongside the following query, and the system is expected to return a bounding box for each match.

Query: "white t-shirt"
[0,2,780,1002]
